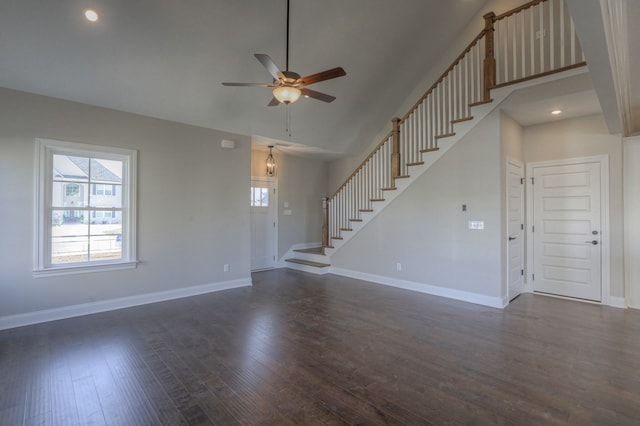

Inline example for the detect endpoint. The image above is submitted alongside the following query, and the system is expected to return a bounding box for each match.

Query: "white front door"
[250,179,277,271]
[531,161,602,301]
[507,160,524,301]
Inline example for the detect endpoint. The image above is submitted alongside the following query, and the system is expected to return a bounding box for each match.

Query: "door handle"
[585,240,598,245]
[508,237,516,241]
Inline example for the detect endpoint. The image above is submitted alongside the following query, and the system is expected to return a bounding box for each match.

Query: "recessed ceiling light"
[85,9,99,22]
[551,109,563,115]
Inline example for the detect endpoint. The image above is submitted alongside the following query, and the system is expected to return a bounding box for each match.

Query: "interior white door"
[532,162,602,301]
[250,179,277,271]
[507,160,524,301]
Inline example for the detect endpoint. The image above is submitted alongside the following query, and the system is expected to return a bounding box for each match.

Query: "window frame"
[34,138,138,277]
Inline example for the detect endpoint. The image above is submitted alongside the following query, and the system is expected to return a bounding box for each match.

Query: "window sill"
[33,260,138,278]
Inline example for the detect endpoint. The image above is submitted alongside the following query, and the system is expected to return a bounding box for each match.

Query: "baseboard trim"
[330,267,506,309]
[0,277,252,330]
[608,296,627,309]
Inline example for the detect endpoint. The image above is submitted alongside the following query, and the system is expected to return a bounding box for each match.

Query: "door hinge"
[273,222,276,227]
[521,269,524,276]
[521,224,524,230]
[520,178,524,185]
[530,177,534,184]
[532,225,535,232]
[532,274,535,280]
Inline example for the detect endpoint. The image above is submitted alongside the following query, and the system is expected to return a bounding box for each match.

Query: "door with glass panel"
[250,178,277,270]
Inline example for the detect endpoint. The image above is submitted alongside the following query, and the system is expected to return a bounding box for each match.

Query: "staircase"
[285,0,586,274]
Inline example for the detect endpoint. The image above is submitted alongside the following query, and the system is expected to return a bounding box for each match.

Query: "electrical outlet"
[396,262,402,271]
[223,264,230,272]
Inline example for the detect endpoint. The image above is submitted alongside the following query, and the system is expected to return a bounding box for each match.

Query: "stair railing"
[323,0,585,248]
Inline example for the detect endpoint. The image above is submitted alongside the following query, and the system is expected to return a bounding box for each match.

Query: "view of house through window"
[250,186,269,207]
[51,154,124,264]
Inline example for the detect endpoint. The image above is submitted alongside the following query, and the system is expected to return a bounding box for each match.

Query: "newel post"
[322,197,329,247]
[483,12,496,101]
[391,117,401,183]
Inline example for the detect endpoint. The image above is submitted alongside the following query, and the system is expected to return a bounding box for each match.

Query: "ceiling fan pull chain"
[286,104,292,137]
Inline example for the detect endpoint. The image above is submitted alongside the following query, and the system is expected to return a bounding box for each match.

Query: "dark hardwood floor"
[1,269,640,425]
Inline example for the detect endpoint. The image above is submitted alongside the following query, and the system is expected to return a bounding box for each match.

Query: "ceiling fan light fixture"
[273,86,301,104]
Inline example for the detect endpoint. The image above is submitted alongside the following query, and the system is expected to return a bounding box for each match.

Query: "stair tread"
[381,187,397,191]
[452,116,473,124]
[293,247,325,255]
[435,132,456,139]
[285,258,330,268]
[469,99,493,107]
[420,147,440,153]
[407,162,424,166]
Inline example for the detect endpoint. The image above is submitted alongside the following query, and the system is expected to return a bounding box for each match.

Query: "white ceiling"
[0,0,497,156]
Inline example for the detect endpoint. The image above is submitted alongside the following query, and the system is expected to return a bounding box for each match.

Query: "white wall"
[522,114,624,299]
[251,147,329,258]
[331,109,504,302]
[0,87,252,320]
[624,136,640,308]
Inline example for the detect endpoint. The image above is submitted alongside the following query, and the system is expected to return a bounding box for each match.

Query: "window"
[250,187,269,207]
[34,139,137,276]
[65,183,80,197]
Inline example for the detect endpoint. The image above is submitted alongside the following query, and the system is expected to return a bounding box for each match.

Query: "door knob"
[508,237,516,241]
[585,240,598,245]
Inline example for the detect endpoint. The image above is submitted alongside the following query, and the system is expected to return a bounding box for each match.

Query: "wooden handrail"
[494,0,545,20]
[331,130,392,198]
[400,29,486,124]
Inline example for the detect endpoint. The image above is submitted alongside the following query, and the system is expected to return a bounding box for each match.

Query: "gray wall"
[331,109,504,299]
[251,147,330,258]
[0,87,251,318]
[522,113,624,298]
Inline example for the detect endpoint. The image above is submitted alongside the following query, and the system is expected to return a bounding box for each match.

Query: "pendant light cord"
[285,0,290,71]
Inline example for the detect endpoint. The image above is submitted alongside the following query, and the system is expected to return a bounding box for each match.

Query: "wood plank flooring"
[1,268,640,425]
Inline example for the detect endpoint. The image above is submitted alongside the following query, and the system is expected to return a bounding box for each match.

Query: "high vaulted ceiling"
[0,0,496,156]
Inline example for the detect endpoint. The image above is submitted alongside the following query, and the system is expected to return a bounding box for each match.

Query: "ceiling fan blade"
[299,67,346,86]
[268,97,280,107]
[300,88,336,103]
[254,54,285,81]
[222,82,277,87]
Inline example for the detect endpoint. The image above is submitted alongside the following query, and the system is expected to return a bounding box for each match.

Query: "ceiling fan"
[222,0,346,106]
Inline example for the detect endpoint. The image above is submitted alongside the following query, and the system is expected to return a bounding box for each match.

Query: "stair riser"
[285,261,330,275]
[293,252,328,263]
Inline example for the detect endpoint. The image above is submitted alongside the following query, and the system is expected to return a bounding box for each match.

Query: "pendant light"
[266,146,276,176]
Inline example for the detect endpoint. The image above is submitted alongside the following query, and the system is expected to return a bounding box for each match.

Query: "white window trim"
[34,138,138,277]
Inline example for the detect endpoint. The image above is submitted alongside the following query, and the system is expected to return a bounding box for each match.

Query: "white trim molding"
[0,277,252,330]
[330,267,507,309]
[624,136,640,309]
